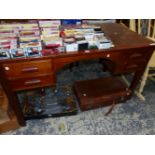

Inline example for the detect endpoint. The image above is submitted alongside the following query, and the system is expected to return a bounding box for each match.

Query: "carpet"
[3,60,155,135]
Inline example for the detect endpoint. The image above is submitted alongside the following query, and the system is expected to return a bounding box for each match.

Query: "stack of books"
[0,21,114,59]
[18,23,42,57]
[0,24,19,59]
[39,20,62,47]
[39,20,64,55]
[62,24,113,51]
[0,22,42,59]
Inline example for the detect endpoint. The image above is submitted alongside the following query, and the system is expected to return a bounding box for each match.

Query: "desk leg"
[129,69,145,96]
[1,86,25,126]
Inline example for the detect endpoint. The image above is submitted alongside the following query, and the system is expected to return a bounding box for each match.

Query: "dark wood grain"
[3,59,53,80]
[73,77,128,111]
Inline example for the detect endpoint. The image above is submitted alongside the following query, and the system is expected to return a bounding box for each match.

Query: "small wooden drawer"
[3,59,53,79]
[125,50,151,63]
[124,61,147,73]
[9,75,55,91]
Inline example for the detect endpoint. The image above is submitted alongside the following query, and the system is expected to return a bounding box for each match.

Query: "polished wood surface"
[9,74,55,91]
[3,59,53,79]
[0,23,155,126]
[74,77,129,111]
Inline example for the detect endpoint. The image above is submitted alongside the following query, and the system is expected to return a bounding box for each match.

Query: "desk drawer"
[9,75,55,91]
[125,50,151,63]
[124,60,147,73]
[3,59,53,79]
[120,50,152,73]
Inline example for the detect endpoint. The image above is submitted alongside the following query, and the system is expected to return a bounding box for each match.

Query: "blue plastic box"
[61,19,82,25]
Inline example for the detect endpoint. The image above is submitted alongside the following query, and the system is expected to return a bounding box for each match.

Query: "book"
[10,48,26,59]
[26,46,42,57]
[0,49,10,59]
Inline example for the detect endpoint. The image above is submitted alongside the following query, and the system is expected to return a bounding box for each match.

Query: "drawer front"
[120,50,152,73]
[9,75,55,91]
[125,50,152,63]
[80,95,126,111]
[102,52,126,74]
[124,60,147,73]
[3,59,53,79]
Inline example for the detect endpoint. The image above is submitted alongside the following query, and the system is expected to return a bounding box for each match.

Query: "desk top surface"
[0,23,155,62]
[102,23,155,49]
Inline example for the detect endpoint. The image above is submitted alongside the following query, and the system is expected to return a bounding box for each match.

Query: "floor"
[3,60,155,135]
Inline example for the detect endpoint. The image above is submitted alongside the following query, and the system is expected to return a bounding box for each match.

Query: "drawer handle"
[21,67,39,73]
[130,53,142,59]
[24,79,41,85]
[126,64,138,70]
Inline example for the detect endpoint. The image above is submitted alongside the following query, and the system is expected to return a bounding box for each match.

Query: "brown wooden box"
[73,77,128,111]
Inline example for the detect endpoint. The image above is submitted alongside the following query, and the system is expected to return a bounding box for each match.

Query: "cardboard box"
[65,43,78,52]
[96,40,112,49]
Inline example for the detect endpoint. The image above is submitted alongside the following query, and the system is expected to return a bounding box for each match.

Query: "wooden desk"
[0,23,155,126]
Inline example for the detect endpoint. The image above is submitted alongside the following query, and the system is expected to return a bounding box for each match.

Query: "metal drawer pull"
[24,79,41,85]
[21,67,39,72]
[126,64,138,69]
[130,53,142,58]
